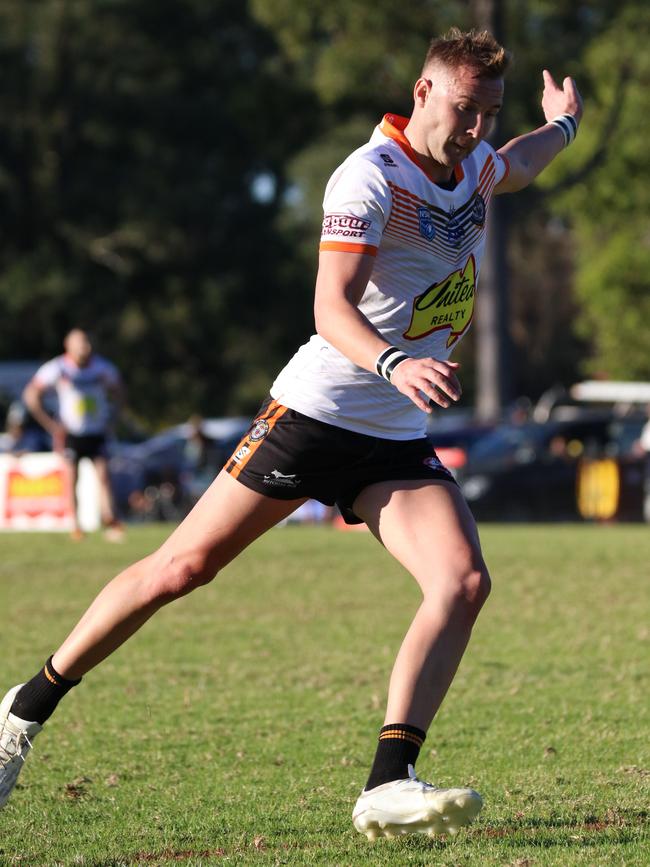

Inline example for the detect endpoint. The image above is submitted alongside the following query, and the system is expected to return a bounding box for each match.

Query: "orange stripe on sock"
[44,667,60,685]
[379,731,424,747]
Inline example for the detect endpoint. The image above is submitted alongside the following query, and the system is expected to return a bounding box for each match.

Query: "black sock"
[10,656,81,725]
[365,723,426,790]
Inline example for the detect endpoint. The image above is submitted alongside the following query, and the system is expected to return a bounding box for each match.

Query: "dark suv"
[455,412,646,521]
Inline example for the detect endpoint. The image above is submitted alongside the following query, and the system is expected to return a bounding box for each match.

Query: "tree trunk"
[471,0,512,422]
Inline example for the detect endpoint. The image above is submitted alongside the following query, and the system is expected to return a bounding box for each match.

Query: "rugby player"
[22,328,125,541]
[1,29,582,839]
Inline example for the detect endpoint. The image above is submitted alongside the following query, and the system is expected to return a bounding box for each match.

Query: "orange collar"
[379,114,465,185]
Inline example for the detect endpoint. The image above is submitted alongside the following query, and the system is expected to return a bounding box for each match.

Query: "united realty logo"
[417,206,436,241]
[403,255,477,347]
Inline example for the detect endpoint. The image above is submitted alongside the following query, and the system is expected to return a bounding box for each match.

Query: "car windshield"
[468,415,646,465]
[468,424,547,463]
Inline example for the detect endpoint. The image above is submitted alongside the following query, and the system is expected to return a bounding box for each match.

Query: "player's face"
[65,330,93,366]
[418,64,503,169]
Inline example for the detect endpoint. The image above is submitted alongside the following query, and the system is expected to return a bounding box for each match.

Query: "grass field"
[0,523,648,866]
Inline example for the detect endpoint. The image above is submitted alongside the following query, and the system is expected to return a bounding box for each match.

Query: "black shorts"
[64,433,108,462]
[224,396,456,524]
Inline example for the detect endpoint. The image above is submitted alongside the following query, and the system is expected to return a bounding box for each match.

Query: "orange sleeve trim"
[319,241,378,256]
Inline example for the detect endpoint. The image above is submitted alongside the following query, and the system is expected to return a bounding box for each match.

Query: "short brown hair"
[423,27,511,78]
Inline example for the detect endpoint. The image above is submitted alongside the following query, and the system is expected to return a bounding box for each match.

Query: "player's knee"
[463,565,491,611]
[432,562,490,619]
[147,551,216,603]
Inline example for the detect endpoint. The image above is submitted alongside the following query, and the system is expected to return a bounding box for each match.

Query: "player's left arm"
[494,70,583,194]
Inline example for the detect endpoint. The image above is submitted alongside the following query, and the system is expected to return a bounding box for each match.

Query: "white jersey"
[34,353,121,436]
[271,113,509,439]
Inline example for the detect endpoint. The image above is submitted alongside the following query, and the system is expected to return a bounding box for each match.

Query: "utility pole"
[471,0,512,422]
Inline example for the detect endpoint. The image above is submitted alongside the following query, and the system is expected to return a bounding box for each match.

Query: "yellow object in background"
[577,458,620,520]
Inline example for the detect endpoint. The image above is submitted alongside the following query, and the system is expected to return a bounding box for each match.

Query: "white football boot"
[352,764,483,840]
[0,685,42,809]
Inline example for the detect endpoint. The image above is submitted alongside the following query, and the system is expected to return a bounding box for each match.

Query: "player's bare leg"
[93,455,124,541]
[356,478,490,729]
[53,471,306,678]
[67,458,83,540]
[351,479,489,839]
[94,455,117,523]
[1,472,305,808]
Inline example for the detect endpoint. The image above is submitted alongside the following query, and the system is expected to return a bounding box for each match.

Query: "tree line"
[1,0,647,426]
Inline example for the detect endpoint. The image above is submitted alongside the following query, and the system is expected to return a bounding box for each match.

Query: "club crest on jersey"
[249,418,270,442]
[403,255,477,347]
[470,194,486,226]
[417,207,436,241]
[446,207,465,246]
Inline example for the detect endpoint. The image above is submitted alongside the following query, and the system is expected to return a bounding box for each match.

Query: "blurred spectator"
[508,396,533,425]
[23,328,126,541]
[637,405,650,522]
[181,415,221,506]
[184,415,214,474]
[637,405,650,454]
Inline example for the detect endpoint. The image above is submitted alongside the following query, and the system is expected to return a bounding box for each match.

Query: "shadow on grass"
[466,809,649,849]
[103,813,650,865]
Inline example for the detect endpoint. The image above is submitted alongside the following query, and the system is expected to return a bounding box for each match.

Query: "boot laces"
[0,726,33,767]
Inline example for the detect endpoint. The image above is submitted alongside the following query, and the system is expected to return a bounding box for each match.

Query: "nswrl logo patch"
[417,207,436,241]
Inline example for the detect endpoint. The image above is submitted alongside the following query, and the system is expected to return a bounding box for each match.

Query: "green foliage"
[0,524,649,864]
[0,0,316,423]
[1,1,649,424]
[539,6,650,380]
[251,0,468,110]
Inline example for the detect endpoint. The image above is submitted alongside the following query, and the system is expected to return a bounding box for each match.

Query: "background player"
[23,328,125,541]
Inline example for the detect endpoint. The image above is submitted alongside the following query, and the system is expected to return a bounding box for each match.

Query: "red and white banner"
[0,453,100,532]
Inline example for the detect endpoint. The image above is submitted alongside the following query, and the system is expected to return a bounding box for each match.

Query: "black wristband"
[375,346,410,382]
[550,113,578,147]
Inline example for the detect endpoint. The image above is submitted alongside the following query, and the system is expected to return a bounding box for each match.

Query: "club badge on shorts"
[249,419,270,442]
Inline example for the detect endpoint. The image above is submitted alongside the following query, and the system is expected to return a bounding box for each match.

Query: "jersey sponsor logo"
[263,469,300,488]
[446,206,465,246]
[232,444,251,464]
[403,255,476,347]
[322,213,372,241]
[470,193,486,226]
[417,207,436,241]
[379,152,397,166]
[249,419,270,442]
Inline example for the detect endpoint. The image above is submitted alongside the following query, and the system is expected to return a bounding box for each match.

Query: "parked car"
[109,417,250,521]
[428,422,495,471]
[455,412,646,521]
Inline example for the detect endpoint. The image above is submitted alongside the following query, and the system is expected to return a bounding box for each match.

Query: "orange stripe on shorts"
[227,400,289,480]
